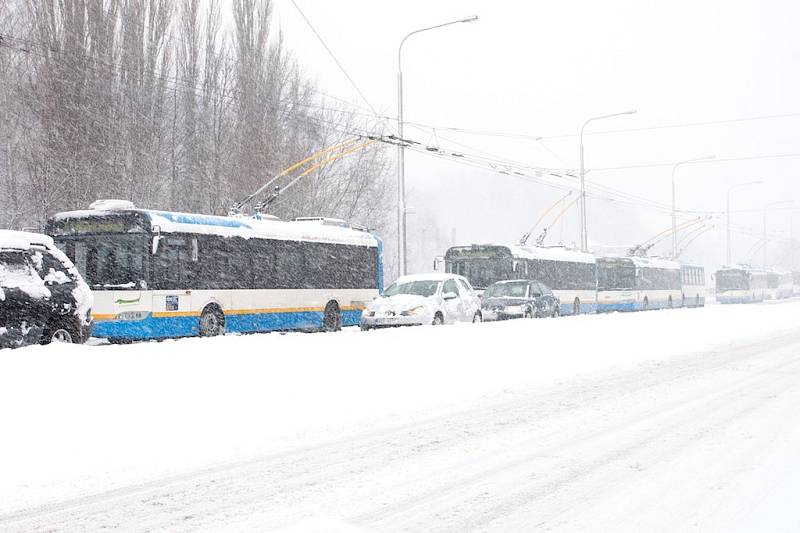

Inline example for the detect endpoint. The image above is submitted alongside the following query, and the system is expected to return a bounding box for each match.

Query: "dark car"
[481,279,560,321]
[0,230,93,349]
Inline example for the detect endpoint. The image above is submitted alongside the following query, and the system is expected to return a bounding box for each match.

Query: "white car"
[361,273,482,330]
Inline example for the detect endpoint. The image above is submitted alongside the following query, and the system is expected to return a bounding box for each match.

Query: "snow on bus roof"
[507,245,596,264]
[0,230,54,251]
[52,208,378,247]
[599,254,681,270]
[719,264,767,274]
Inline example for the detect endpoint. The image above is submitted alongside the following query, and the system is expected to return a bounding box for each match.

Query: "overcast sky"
[243,0,800,274]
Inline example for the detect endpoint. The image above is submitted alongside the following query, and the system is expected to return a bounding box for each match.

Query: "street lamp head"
[460,15,479,23]
[622,109,638,115]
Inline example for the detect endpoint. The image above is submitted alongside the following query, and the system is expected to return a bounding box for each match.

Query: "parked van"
[0,230,93,348]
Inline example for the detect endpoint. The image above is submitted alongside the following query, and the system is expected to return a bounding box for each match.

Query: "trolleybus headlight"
[401,306,425,316]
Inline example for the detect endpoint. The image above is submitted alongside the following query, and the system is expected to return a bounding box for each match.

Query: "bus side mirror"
[152,225,162,254]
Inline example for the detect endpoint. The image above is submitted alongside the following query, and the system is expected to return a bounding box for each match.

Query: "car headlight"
[401,306,426,316]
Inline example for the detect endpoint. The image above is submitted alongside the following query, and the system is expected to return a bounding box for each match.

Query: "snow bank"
[0,301,798,514]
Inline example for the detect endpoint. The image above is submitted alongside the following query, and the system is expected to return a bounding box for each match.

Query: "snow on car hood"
[367,294,436,314]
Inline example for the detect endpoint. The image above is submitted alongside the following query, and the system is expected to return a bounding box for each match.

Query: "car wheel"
[432,313,444,325]
[472,311,482,323]
[524,308,533,319]
[41,320,79,345]
[199,306,225,337]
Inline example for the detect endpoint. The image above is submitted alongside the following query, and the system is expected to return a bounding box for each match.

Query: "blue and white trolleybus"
[46,201,383,341]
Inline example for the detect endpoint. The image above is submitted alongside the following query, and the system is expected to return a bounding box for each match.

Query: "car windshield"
[484,281,528,298]
[383,280,440,297]
[0,252,34,288]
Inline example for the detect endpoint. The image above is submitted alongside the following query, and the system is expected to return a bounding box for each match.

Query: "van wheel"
[199,306,225,337]
[573,298,581,315]
[41,319,79,345]
[432,313,444,325]
[323,302,342,332]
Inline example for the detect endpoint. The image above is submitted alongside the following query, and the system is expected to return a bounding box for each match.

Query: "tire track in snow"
[3,331,800,532]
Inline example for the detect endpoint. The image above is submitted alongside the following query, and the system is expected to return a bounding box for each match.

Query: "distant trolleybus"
[46,201,383,341]
[765,270,793,300]
[443,244,597,315]
[714,266,767,304]
[679,263,706,307]
[596,256,682,311]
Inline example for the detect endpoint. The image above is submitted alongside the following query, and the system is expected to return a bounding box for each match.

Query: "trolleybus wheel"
[199,305,225,337]
[668,296,673,309]
[573,298,581,315]
[643,297,649,311]
[322,302,342,332]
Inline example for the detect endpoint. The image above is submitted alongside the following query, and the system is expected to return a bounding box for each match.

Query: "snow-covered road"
[2,301,800,532]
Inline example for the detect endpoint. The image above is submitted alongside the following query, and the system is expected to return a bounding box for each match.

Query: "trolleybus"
[443,244,597,315]
[596,256,682,312]
[766,269,793,300]
[715,266,767,304]
[46,201,383,341]
[679,263,706,307]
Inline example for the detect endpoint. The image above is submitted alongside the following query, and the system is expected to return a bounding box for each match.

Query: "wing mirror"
[442,292,458,300]
[151,225,162,254]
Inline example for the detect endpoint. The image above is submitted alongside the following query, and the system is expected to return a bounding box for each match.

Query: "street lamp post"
[579,109,637,252]
[726,181,762,265]
[396,15,478,277]
[671,156,715,257]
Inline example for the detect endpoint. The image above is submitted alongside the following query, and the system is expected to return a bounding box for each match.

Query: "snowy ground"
[1,300,800,531]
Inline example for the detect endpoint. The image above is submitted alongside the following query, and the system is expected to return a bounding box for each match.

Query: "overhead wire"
[286,0,382,120]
